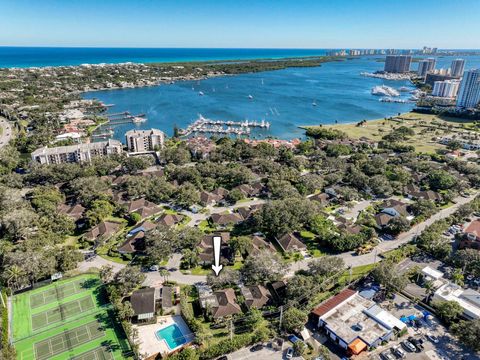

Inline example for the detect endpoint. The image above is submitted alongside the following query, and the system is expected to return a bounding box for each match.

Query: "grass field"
[302,112,478,154]
[12,274,133,360]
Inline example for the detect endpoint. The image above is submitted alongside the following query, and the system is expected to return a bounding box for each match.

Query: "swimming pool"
[155,324,187,350]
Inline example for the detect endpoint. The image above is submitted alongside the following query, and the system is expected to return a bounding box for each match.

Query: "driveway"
[342,199,371,221]
[228,346,303,360]
[0,116,13,148]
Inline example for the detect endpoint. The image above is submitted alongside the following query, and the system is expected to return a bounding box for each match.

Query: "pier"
[179,115,270,137]
[104,112,147,125]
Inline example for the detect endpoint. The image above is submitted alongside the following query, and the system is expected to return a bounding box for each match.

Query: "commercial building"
[125,128,165,153]
[433,282,480,320]
[425,73,460,87]
[456,69,480,109]
[432,79,461,98]
[384,55,412,73]
[311,289,406,355]
[31,139,123,164]
[417,58,436,77]
[451,59,466,77]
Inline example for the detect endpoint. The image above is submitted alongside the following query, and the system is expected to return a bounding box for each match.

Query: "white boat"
[371,85,400,97]
[199,91,204,96]
[248,94,253,99]
[132,116,146,123]
[312,100,317,106]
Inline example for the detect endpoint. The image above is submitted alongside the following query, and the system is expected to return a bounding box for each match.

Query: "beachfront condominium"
[451,59,466,78]
[384,55,412,73]
[456,69,480,109]
[432,80,460,98]
[125,128,165,153]
[417,58,436,77]
[31,139,123,165]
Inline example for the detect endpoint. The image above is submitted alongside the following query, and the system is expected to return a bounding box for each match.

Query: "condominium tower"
[384,55,412,73]
[125,129,165,152]
[417,58,436,77]
[432,80,460,98]
[31,139,123,164]
[456,69,480,109]
[451,59,466,78]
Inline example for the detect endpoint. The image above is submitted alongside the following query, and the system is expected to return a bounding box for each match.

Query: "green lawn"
[12,274,132,360]
[338,263,376,285]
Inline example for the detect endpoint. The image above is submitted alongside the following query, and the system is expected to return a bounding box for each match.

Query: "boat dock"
[178,115,270,137]
[104,112,147,125]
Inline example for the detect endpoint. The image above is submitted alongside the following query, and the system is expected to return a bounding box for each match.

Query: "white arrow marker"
[211,235,223,276]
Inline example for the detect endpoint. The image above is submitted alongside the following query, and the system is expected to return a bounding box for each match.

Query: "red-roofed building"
[460,220,480,249]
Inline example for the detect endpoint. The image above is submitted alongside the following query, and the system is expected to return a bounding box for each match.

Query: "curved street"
[76,192,477,285]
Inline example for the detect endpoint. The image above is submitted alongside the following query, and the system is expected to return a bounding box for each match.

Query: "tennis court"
[31,295,95,331]
[70,347,114,360]
[30,279,87,309]
[34,321,105,360]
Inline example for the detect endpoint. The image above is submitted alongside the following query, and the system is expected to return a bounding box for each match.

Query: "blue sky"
[0,0,479,48]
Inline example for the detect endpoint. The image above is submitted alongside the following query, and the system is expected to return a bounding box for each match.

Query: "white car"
[426,333,440,344]
[286,347,294,359]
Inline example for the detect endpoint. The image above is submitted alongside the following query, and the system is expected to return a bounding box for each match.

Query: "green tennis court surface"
[31,295,95,331]
[30,279,87,309]
[34,321,104,360]
[71,347,114,360]
[12,274,132,360]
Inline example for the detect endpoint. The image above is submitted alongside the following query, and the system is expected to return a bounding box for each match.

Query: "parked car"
[426,333,440,344]
[408,336,424,351]
[401,340,417,352]
[391,345,406,359]
[216,356,229,360]
[250,344,263,352]
[380,350,395,360]
[149,265,159,271]
[286,347,294,359]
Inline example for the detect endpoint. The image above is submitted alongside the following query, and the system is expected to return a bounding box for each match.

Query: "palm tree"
[4,265,26,291]
[424,280,435,303]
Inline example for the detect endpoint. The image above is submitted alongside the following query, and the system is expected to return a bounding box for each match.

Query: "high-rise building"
[31,139,123,165]
[451,59,466,78]
[417,58,436,77]
[125,128,165,152]
[456,69,480,109]
[432,80,460,98]
[384,55,412,73]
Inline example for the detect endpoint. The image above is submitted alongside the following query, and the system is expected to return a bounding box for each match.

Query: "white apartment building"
[31,139,123,165]
[125,129,165,153]
[417,58,436,77]
[456,69,480,109]
[432,79,460,98]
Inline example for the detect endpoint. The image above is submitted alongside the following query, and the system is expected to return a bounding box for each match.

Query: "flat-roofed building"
[125,128,165,152]
[433,282,480,320]
[31,139,123,164]
[384,55,412,73]
[311,289,405,355]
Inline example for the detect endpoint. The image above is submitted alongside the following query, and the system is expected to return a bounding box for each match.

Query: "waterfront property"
[125,128,165,153]
[11,274,132,360]
[31,139,123,164]
[132,315,194,358]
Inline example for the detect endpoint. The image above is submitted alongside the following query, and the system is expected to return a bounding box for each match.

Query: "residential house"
[84,221,121,241]
[57,203,85,222]
[433,282,480,320]
[460,220,480,249]
[156,213,184,227]
[249,235,276,255]
[412,190,442,202]
[209,212,244,228]
[268,280,287,303]
[126,198,162,219]
[375,199,409,228]
[131,287,157,322]
[233,183,262,198]
[198,232,232,265]
[210,288,242,320]
[241,285,271,309]
[308,192,330,205]
[311,289,406,355]
[200,191,223,206]
[118,221,156,254]
[275,232,307,253]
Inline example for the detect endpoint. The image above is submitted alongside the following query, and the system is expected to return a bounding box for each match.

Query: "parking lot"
[364,294,477,360]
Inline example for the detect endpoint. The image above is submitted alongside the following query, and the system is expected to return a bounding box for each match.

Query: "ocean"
[0,47,330,68]
[83,55,480,140]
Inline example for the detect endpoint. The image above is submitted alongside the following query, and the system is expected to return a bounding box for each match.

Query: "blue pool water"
[155,324,186,350]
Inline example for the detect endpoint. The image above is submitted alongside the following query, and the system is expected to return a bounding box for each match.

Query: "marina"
[178,115,270,137]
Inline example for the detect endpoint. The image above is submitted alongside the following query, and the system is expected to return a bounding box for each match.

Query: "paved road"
[288,192,477,275]
[0,116,12,148]
[77,193,477,285]
[228,346,303,360]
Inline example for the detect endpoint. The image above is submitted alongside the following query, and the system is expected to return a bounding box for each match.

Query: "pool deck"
[133,315,194,357]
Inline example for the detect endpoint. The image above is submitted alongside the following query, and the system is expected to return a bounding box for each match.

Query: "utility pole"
[229,319,233,340]
[278,305,284,332]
